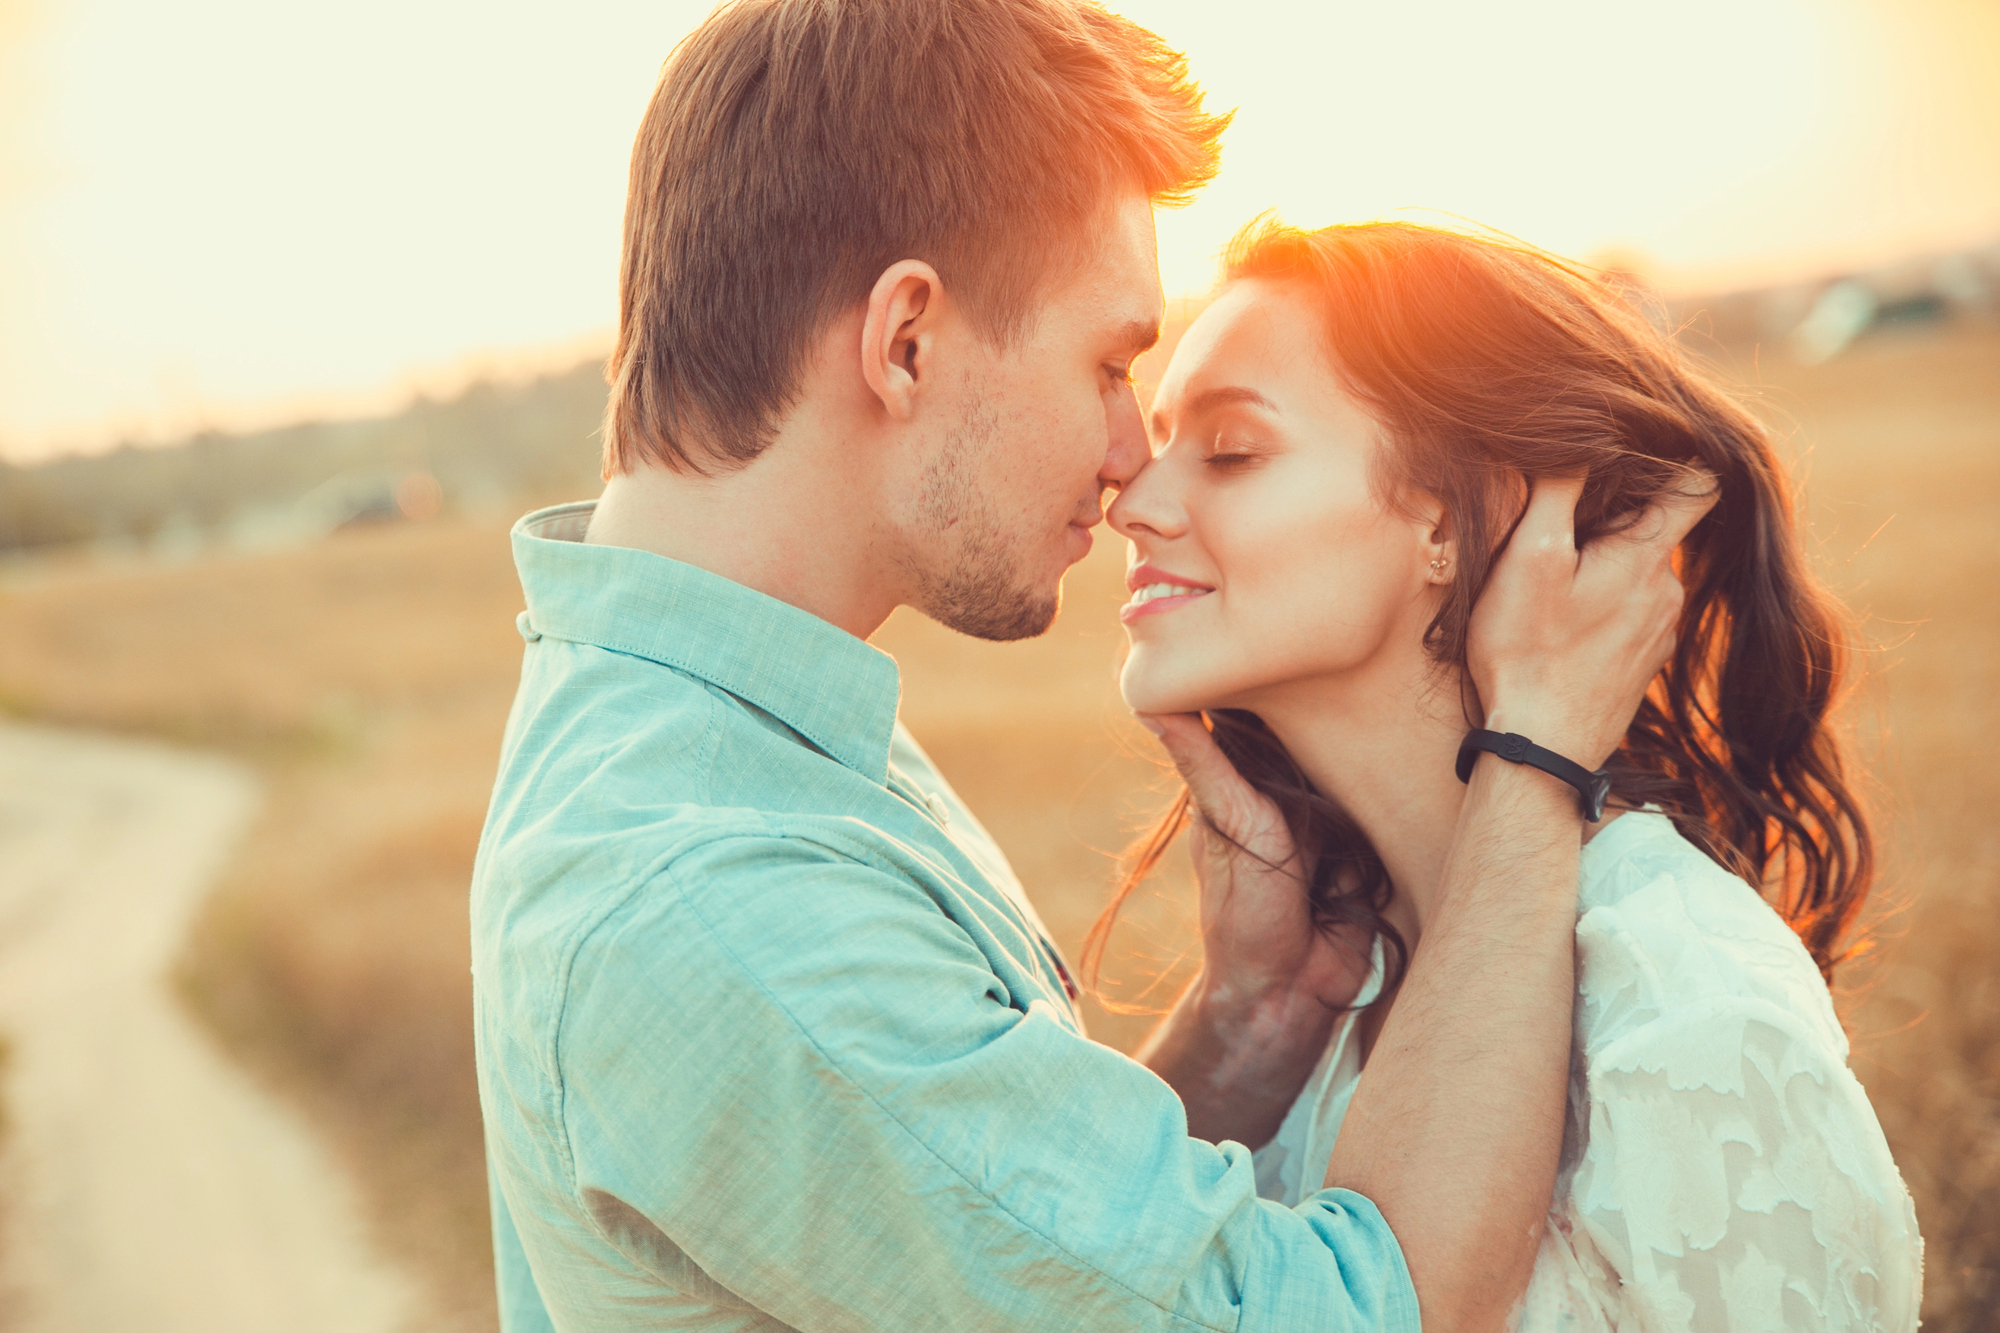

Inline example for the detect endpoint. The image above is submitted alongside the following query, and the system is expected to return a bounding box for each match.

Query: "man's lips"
[1062,498,1106,564]
[1121,563,1214,624]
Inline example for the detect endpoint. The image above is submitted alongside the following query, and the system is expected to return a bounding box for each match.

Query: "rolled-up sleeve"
[550,834,1418,1333]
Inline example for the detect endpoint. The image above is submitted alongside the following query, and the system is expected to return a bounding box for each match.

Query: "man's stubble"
[904,399,1061,643]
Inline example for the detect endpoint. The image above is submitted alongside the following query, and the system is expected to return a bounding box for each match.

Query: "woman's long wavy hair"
[1084,219,1872,1003]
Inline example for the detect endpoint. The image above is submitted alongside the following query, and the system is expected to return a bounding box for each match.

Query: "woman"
[1098,220,1923,1330]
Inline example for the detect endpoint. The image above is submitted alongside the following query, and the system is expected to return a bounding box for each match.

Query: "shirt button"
[925,791,951,825]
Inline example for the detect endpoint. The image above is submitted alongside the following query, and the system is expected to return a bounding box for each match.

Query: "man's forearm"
[1324,758,1579,1332]
[1139,975,1340,1148]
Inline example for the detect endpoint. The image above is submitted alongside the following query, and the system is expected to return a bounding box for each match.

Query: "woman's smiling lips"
[1121,563,1215,624]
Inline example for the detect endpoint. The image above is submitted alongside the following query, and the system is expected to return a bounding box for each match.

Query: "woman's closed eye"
[1203,441,1267,471]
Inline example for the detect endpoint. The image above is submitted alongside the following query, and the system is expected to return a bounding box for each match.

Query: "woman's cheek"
[1247,532,1407,678]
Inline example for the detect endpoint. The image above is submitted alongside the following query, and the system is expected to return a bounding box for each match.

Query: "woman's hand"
[1469,473,1719,770]
[1133,711,1372,1147]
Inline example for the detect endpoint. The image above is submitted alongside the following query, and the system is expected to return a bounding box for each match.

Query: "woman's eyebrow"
[1150,385,1278,437]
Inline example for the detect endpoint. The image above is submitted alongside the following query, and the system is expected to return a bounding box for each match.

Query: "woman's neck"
[1250,662,1472,954]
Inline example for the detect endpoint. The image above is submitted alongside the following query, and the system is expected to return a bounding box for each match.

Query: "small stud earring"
[1429,558,1450,577]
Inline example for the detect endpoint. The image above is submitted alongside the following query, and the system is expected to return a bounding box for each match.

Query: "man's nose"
[1099,383,1149,489]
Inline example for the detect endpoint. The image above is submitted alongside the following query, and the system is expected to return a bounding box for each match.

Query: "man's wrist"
[1189,966,1337,1058]
[1458,744,1587,830]
[1479,703,1606,773]
[1441,758,1586,919]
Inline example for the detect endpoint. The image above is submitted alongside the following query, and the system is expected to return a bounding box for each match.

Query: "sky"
[1,0,1997,462]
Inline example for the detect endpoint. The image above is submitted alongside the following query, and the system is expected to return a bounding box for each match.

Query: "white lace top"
[1253,811,1923,1331]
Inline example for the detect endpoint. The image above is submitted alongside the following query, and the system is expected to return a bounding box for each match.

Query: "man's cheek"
[1062,409,1102,478]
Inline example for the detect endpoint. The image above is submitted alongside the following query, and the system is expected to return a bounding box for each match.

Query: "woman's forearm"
[1324,757,1580,1333]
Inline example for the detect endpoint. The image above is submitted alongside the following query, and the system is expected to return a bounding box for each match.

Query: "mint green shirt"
[472,502,1419,1332]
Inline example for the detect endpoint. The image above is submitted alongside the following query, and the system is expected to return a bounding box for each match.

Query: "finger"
[1514,474,1586,551]
[1593,468,1719,557]
[1138,712,1261,821]
[1646,468,1721,550]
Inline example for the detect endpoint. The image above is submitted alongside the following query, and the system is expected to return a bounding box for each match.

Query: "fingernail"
[1136,715,1166,738]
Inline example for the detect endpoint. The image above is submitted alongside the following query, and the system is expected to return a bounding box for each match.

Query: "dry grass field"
[0,323,1993,1328]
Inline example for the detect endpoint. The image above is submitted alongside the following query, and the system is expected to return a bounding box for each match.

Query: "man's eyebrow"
[1119,319,1161,355]
[1149,385,1277,438]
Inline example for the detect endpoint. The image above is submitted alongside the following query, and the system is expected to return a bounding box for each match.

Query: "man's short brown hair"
[602,0,1227,475]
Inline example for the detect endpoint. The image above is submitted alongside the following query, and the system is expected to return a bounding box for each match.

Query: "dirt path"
[0,722,417,1333]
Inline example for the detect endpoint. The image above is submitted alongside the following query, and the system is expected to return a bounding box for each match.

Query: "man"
[473,1,1706,1329]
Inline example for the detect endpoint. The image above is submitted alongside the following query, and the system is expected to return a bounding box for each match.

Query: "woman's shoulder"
[1556,814,1923,1332]
[1569,810,1845,1059]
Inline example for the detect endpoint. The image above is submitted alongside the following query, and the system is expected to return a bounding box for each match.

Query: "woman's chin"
[1118,660,1215,718]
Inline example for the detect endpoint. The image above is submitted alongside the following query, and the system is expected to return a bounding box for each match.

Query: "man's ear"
[860,260,943,421]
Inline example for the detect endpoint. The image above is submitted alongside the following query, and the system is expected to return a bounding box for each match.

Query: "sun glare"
[0,0,1995,460]
[1127,0,1997,296]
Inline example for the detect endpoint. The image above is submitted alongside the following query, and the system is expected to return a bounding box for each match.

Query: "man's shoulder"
[478,815,1030,1170]
[475,799,981,1002]
[475,790,914,945]
[470,807,999,1113]
[471,639,1043,1071]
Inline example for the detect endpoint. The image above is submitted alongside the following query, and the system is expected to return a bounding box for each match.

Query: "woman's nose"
[1108,451,1187,541]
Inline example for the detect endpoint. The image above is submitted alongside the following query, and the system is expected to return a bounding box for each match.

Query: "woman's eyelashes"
[1202,438,1267,471]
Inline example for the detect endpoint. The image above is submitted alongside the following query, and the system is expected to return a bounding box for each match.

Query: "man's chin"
[941,588,1059,643]
[923,570,1060,643]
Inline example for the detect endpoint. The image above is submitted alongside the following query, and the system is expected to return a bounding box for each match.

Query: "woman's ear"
[1417,496,1457,586]
[860,260,942,421]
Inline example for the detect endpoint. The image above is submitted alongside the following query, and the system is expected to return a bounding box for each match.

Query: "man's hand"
[1470,474,1718,769]
[1329,472,1719,1331]
[1133,713,1371,1148]
[1145,714,1370,1013]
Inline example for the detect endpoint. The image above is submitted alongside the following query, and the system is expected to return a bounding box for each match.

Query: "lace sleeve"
[1566,998,1922,1331]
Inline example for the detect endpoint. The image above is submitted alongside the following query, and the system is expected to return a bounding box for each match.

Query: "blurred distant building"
[1672,235,2000,362]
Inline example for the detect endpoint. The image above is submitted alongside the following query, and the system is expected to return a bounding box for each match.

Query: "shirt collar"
[511,501,902,785]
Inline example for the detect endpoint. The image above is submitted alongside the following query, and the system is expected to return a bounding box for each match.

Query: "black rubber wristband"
[1454,729,1612,821]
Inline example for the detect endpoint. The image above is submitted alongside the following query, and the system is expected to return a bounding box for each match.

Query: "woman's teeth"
[1129,583,1209,605]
